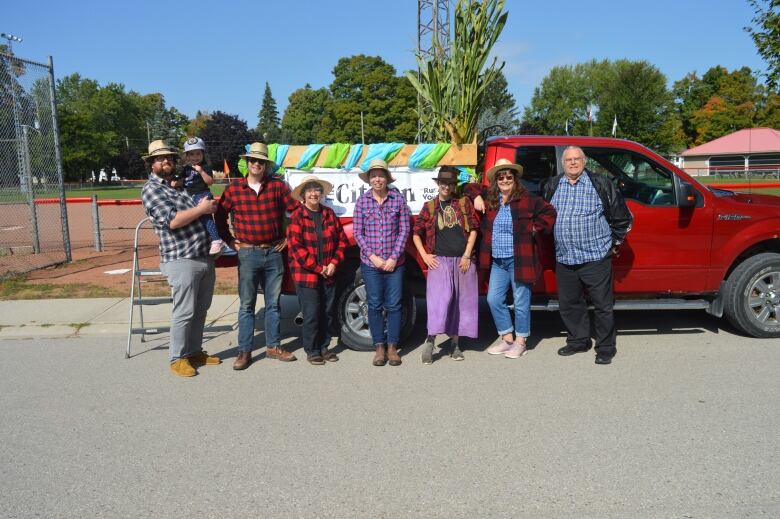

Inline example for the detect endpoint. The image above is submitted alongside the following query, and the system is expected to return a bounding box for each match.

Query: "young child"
[182,137,223,256]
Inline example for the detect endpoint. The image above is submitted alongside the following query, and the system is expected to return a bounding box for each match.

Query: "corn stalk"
[407,0,508,146]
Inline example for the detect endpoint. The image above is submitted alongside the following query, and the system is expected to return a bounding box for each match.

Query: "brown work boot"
[233,351,253,371]
[372,344,387,366]
[266,347,297,362]
[189,350,222,366]
[387,343,402,366]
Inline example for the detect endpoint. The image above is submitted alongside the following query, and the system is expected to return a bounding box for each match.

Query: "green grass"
[63,184,227,200]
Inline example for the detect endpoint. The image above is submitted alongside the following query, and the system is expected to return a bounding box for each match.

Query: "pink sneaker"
[504,342,528,359]
[487,340,514,355]
[209,240,223,257]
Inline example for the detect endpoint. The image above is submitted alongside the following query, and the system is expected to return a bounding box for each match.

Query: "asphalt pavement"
[0,297,778,518]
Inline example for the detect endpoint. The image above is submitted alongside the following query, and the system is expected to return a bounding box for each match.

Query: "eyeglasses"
[496,174,514,181]
[564,157,584,163]
[247,157,267,165]
[153,156,177,163]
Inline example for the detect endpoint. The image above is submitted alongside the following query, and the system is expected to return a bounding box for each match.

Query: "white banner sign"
[285,167,441,217]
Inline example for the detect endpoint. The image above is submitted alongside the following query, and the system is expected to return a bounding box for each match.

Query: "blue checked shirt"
[491,195,514,258]
[550,172,612,265]
[142,174,209,263]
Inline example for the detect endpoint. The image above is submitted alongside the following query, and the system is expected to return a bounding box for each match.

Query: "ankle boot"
[387,343,402,366]
[372,344,387,366]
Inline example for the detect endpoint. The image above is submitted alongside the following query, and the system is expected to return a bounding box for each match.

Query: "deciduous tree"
[199,111,256,173]
[745,0,780,90]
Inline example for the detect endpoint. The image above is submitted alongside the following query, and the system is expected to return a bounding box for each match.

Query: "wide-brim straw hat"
[143,140,179,161]
[358,158,396,184]
[240,142,275,166]
[486,158,524,183]
[292,175,334,201]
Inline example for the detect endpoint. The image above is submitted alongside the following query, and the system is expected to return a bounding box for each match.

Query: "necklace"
[437,198,458,230]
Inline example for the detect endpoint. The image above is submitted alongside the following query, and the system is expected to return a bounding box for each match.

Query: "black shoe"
[557,344,590,356]
[595,355,613,365]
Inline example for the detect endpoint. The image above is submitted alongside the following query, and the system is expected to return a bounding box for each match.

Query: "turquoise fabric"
[359,143,404,171]
[321,143,350,168]
[296,144,325,170]
[408,144,436,168]
[409,143,451,168]
[273,144,289,174]
[343,144,364,169]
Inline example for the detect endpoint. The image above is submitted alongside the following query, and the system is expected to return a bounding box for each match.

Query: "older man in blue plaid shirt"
[543,146,632,365]
[141,140,221,377]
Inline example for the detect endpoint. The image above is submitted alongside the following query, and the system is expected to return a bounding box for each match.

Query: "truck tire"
[722,252,780,338]
[337,268,417,351]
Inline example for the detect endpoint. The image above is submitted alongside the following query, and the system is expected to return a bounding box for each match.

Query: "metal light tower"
[417,0,451,142]
[1,32,23,52]
[418,0,451,59]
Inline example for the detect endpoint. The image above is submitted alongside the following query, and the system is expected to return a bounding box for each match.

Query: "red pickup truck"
[289,136,780,348]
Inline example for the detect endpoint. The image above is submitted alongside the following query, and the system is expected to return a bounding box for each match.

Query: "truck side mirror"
[678,182,697,208]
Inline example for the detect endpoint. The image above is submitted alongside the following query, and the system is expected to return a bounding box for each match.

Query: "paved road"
[1,307,778,518]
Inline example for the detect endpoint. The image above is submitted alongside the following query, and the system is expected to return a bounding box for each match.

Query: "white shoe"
[504,342,528,359]
[487,340,513,355]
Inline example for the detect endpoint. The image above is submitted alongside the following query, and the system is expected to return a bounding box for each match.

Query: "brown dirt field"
[4,203,239,298]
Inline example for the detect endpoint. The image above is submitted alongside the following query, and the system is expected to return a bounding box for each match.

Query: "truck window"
[582,148,676,206]
[514,146,557,193]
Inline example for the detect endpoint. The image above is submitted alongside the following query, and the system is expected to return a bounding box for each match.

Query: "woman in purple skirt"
[412,166,480,363]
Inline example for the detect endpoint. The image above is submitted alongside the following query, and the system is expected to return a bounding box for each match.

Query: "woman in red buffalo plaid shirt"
[287,176,348,365]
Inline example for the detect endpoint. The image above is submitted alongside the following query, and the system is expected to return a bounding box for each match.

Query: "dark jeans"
[555,255,617,357]
[237,247,283,352]
[295,280,336,357]
[360,262,405,346]
[191,191,220,242]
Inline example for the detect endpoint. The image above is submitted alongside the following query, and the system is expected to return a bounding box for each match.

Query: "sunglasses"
[496,173,514,181]
[247,157,267,165]
[153,156,177,163]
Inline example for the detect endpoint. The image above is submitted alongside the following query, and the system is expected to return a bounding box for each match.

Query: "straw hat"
[240,142,274,165]
[143,140,179,161]
[358,158,396,184]
[292,175,334,201]
[485,158,524,183]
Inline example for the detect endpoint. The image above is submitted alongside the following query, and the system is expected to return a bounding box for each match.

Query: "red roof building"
[679,128,780,176]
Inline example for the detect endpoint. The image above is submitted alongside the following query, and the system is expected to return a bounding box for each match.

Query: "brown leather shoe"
[233,351,253,371]
[372,344,387,366]
[387,343,402,366]
[266,347,297,362]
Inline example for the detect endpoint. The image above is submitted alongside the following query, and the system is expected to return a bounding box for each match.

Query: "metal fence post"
[48,56,72,262]
[91,195,103,252]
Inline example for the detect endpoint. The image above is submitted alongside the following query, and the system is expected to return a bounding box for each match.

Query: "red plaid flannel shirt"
[412,196,479,255]
[215,176,299,245]
[467,185,557,284]
[286,205,348,288]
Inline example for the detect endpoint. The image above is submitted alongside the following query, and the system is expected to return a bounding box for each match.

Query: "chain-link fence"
[0,52,71,276]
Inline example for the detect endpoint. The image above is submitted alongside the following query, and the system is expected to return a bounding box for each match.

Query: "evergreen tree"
[256,82,281,142]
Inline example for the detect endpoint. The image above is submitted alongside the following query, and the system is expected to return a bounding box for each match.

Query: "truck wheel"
[723,252,780,338]
[337,268,417,351]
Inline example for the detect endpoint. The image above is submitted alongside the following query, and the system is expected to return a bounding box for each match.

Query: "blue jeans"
[360,263,405,345]
[191,191,220,242]
[486,256,531,338]
[237,247,283,352]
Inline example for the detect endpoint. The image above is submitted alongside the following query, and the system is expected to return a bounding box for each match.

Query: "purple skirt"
[425,256,478,338]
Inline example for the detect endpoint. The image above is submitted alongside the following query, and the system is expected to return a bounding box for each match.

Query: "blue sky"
[5,0,767,127]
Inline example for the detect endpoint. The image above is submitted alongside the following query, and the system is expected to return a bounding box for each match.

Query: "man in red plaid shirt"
[215,142,300,370]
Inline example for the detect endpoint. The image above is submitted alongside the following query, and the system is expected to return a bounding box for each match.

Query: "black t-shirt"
[307,207,324,263]
[182,164,213,196]
[433,200,467,257]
